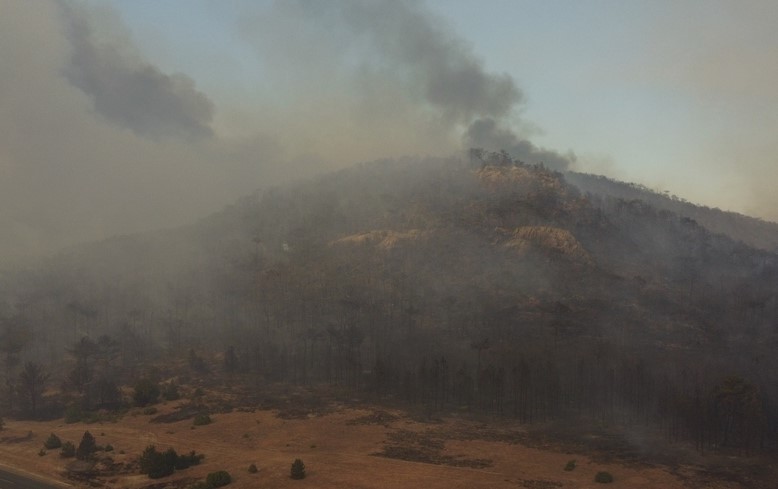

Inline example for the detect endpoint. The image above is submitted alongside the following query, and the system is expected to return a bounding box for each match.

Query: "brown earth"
[0,400,758,489]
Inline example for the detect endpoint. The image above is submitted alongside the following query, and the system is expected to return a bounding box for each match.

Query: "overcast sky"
[2,0,777,264]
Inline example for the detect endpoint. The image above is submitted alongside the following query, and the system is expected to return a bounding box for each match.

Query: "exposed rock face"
[503,226,593,265]
[331,230,429,251]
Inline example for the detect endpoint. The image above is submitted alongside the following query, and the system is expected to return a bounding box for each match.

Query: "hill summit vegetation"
[2,152,778,456]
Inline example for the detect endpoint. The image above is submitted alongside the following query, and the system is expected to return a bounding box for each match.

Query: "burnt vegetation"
[1,152,778,467]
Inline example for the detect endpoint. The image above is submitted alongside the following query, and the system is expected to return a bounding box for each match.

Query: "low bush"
[64,405,82,424]
[206,470,232,488]
[595,471,614,483]
[163,383,181,401]
[248,463,258,473]
[60,441,76,458]
[290,458,305,480]
[139,445,204,479]
[44,433,62,449]
[564,459,576,471]
[193,414,212,426]
[38,449,46,456]
[133,378,160,407]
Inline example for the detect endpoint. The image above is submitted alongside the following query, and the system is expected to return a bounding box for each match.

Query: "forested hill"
[567,171,778,252]
[3,154,778,453]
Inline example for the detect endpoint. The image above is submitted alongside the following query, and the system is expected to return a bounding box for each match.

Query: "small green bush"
[104,444,114,452]
[143,406,158,415]
[64,405,82,424]
[38,449,47,456]
[564,459,576,471]
[139,445,175,479]
[60,441,76,458]
[163,383,181,401]
[248,463,258,473]
[193,414,212,426]
[44,433,62,449]
[140,445,204,479]
[595,471,614,483]
[175,450,204,470]
[206,470,232,488]
[133,378,160,407]
[290,458,305,480]
[76,431,97,460]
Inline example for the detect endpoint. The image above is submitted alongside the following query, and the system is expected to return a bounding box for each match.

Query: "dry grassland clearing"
[1,396,762,489]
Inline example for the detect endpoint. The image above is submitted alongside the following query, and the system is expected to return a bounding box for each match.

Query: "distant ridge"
[567,171,778,252]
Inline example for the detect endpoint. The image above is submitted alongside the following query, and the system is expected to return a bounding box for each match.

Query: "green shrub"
[140,445,175,479]
[60,441,75,458]
[76,431,97,460]
[143,406,158,415]
[595,471,614,483]
[206,470,232,488]
[163,383,181,401]
[38,449,46,456]
[44,433,62,449]
[175,450,204,470]
[248,463,258,473]
[139,445,204,479]
[290,458,305,480]
[193,414,212,426]
[64,405,82,424]
[564,459,576,471]
[133,378,160,407]
[104,444,114,452]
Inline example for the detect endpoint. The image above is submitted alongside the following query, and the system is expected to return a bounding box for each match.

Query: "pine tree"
[290,458,305,479]
[76,431,96,460]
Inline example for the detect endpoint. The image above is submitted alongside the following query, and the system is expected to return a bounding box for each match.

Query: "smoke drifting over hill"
[60,2,215,141]
[0,0,574,265]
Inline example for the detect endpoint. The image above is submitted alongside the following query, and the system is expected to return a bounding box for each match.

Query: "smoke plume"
[0,0,573,266]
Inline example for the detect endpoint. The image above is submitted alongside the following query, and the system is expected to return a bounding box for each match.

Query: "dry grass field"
[0,387,769,489]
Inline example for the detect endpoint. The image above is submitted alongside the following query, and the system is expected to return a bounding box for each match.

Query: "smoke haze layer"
[1,0,570,266]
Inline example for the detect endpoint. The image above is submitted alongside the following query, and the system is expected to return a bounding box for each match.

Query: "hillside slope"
[3,154,778,454]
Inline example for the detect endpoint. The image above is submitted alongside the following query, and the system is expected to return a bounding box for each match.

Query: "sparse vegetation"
[290,458,306,480]
[248,463,258,473]
[564,459,576,471]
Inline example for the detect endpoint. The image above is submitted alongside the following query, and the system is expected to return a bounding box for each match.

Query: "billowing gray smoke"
[464,118,576,170]
[247,0,574,170]
[59,2,214,141]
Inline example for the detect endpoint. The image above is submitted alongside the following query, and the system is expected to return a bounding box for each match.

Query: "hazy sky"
[2,0,777,264]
